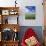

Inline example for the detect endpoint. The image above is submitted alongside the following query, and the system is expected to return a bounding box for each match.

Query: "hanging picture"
[25,6,36,19]
[2,10,9,15]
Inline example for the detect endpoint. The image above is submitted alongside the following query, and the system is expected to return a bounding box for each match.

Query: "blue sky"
[26,6,36,12]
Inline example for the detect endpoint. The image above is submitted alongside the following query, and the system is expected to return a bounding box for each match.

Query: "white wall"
[0,0,44,26]
[0,0,15,7]
[18,0,44,26]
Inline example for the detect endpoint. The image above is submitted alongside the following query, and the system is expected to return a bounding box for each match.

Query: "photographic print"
[2,10,9,15]
[25,6,36,19]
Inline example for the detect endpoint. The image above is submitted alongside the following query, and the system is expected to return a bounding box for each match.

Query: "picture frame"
[9,10,18,15]
[25,6,36,20]
[2,10,9,15]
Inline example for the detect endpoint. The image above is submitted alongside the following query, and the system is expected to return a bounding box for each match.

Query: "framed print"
[10,11,17,15]
[9,10,17,15]
[25,6,36,19]
[10,11,15,15]
[2,10,9,15]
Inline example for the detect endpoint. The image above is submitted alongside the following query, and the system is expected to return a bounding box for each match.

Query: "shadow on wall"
[18,26,44,44]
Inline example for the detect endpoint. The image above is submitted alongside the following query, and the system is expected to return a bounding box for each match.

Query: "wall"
[0,0,15,7]
[18,0,44,26]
